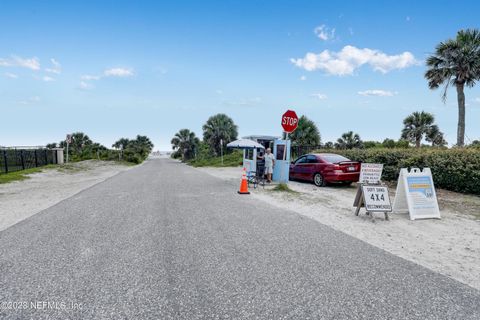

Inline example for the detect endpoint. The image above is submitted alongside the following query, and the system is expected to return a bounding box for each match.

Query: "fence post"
[2,150,7,173]
[20,150,25,170]
[44,149,48,165]
[34,150,38,167]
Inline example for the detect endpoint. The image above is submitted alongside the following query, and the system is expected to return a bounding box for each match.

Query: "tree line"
[47,133,153,163]
[172,108,480,161]
[171,113,238,161]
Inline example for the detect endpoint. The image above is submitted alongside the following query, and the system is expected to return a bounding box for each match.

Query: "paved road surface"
[1,158,479,319]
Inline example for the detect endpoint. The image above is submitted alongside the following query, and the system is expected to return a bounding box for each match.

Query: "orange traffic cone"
[238,167,250,194]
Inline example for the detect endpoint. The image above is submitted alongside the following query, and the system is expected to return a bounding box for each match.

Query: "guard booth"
[239,135,291,183]
[241,135,278,175]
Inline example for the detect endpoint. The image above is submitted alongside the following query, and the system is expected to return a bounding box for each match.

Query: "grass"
[188,150,243,167]
[0,159,135,185]
[271,183,298,193]
[0,164,57,184]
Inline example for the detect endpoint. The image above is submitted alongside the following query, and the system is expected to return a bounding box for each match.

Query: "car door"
[290,156,306,180]
[303,155,318,180]
[296,156,311,180]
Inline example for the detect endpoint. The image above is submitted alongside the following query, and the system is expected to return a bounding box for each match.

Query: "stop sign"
[281,110,299,133]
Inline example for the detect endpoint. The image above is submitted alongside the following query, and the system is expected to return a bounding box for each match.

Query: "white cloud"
[0,55,40,70]
[18,96,40,105]
[42,76,55,82]
[78,81,94,90]
[104,67,134,77]
[300,75,307,81]
[223,97,262,106]
[310,93,327,100]
[4,72,18,79]
[79,67,134,85]
[45,58,61,74]
[0,59,10,67]
[12,56,40,70]
[358,89,397,97]
[81,74,101,80]
[314,24,335,41]
[291,45,419,75]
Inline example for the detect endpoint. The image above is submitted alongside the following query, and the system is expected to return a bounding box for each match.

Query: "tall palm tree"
[202,114,238,156]
[401,111,436,148]
[425,29,480,146]
[336,131,363,149]
[171,129,200,161]
[289,115,321,146]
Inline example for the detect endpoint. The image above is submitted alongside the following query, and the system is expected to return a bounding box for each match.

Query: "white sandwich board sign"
[392,168,441,220]
[362,185,392,212]
[359,163,383,184]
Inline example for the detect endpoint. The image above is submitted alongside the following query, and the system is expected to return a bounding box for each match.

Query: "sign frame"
[392,168,441,220]
[359,163,383,184]
[361,185,392,213]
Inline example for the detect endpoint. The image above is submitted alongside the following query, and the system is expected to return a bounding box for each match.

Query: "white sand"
[0,160,132,232]
[197,166,480,291]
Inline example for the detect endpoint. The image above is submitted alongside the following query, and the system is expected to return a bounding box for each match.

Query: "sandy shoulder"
[0,160,133,232]
[197,166,480,291]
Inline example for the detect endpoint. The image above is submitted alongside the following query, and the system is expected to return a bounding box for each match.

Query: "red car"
[289,153,360,187]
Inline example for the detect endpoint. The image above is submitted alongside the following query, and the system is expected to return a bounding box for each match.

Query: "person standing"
[263,148,275,183]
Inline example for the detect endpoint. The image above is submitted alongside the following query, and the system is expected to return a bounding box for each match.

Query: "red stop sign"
[281,110,299,133]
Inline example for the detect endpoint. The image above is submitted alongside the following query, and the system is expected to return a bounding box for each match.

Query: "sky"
[1,0,480,150]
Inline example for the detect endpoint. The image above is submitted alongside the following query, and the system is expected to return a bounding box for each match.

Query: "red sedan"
[289,153,360,187]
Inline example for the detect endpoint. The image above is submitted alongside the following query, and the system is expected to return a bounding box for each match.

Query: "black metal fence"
[290,145,323,160]
[0,147,58,174]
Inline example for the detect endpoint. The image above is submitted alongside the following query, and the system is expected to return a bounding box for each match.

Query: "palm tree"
[289,115,321,146]
[401,111,436,148]
[336,131,363,149]
[134,135,154,155]
[324,142,334,149]
[171,129,200,161]
[59,132,92,155]
[425,125,447,147]
[425,29,480,147]
[112,138,130,150]
[202,114,238,156]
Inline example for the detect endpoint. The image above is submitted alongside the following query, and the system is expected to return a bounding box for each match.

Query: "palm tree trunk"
[456,83,466,147]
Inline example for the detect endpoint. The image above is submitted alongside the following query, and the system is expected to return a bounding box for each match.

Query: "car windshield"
[320,154,351,163]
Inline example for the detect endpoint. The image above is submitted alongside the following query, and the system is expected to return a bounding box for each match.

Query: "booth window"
[276,145,285,160]
[245,149,254,160]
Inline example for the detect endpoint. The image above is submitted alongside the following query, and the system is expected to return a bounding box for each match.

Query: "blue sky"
[1,0,479,150]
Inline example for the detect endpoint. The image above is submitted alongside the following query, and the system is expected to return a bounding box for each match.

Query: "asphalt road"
[1,158,479,319]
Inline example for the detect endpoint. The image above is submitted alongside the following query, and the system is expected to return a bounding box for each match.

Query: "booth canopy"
[226,139,265,150]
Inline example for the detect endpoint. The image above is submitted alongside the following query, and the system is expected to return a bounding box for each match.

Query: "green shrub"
[313,148,480,195]
[187,150,243,167]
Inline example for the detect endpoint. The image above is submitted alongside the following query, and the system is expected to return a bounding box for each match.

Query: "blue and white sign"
[392,168,441,220]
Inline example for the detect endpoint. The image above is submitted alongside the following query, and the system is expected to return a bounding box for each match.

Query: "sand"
[197,166,480,291]
[0,160,132,232]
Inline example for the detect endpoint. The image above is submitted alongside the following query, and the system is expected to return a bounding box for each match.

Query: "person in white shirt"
[263,148,275,183]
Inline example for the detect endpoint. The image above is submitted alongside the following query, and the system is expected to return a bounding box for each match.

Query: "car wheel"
[313,173,326,187]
